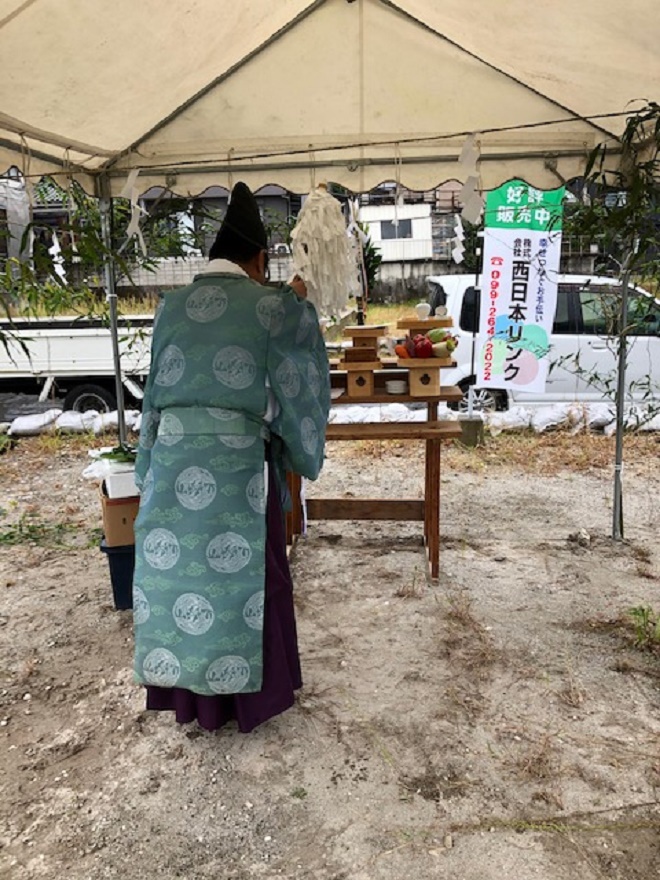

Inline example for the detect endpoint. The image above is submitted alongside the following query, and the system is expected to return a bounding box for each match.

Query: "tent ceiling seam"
[0,0,39,32]
[106,146,620,179]
[1,110,624,182]
[0,112,114,158]
[117,112,625,170]
[378,0,621,142]
[0,136,87,172]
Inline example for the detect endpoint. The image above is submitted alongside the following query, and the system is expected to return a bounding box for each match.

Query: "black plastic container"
[100,539,135,610]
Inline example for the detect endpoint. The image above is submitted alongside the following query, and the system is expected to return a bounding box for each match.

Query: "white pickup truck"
[0,315,153,412]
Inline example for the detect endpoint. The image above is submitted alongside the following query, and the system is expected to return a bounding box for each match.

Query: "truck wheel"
[63,384,116,413]
[453,379,507,413]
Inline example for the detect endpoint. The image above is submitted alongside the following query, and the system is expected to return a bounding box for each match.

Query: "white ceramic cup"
[415,302,431,319]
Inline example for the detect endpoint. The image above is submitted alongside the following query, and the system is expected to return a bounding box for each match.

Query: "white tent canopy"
[1,0,658,196]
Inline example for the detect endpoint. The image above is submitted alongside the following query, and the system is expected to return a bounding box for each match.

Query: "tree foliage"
[563,102,660,538]
[0,179,209,354]
[566,102,660,283]
[357,221,382,292]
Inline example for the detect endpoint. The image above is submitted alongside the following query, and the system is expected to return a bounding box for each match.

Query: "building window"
[380,219,412,239]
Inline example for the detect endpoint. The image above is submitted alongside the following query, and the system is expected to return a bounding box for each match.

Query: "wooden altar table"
[286,385,463,581]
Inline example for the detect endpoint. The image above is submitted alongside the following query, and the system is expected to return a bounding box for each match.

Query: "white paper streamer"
[48,231,67,282]
[290,186,359,317]
[461,191,484,226]
[118,168,148,257]
[458,133,481,175]
[458,135,485,225]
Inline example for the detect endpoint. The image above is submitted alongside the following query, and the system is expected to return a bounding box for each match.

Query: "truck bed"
[0,315,153,380]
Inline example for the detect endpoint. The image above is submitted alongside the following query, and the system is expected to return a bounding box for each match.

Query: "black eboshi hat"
[209,181,267,261]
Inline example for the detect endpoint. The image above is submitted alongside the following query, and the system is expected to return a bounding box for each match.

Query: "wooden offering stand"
[396,357,452,396]
[396,315,454,338]
[395,315,455,396]
[339,324,387,397]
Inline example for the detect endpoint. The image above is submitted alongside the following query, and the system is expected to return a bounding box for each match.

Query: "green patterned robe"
[132,268,330,695]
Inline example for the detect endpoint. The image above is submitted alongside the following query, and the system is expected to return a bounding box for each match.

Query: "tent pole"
[98,176,128,446]
[611,257,632,540]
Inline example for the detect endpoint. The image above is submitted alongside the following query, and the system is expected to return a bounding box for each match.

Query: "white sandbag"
[130,409,151,432]
[603,405,660,434]
[124,410,140,430]
[531,404,571,434]
[55,410,99,433]
[8,409,62,436]
[638,412,660,432]
[381,405,428,423]
[585,402,615,430]
[408,407,429,422]
[485,406,531,436]
[91,412,119,435]
[380,403,411,422]
[91,409,140,435]
[328,405,375,424]
[564,403,588,433]
[626,405,659,431]
[603,407,638,435]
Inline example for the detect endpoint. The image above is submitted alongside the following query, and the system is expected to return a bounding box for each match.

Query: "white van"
[426,273,660,410]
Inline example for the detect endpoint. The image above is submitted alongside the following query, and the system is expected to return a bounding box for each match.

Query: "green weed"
[628,606,660,650]
[0,512,97,549]
[0,435,16,456]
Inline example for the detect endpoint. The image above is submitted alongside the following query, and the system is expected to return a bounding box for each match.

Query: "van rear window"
[552,286,573,333]
[459,287,479,332]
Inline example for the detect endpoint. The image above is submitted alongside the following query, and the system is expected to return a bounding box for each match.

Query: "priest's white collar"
[198,258,249,278]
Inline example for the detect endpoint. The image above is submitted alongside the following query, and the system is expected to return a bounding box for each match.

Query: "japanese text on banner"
[477,180,565,394]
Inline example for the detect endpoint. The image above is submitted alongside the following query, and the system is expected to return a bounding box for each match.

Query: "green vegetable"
[427,328,451,344]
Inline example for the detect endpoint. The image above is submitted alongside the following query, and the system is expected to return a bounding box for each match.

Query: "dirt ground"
[0,430,659,880]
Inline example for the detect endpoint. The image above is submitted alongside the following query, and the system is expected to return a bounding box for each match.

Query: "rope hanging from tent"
[226,148,234,192]
[308,149,316,190]
[18,133,32,192]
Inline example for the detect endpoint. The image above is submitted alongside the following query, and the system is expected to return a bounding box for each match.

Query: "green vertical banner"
[477,180,565,392]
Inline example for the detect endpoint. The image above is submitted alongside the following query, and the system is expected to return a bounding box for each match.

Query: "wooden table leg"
[427,438,441,580]
[423,402,436,544]
[424,437,431,544]
[285,472,303,547]
[425,402,440,578]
